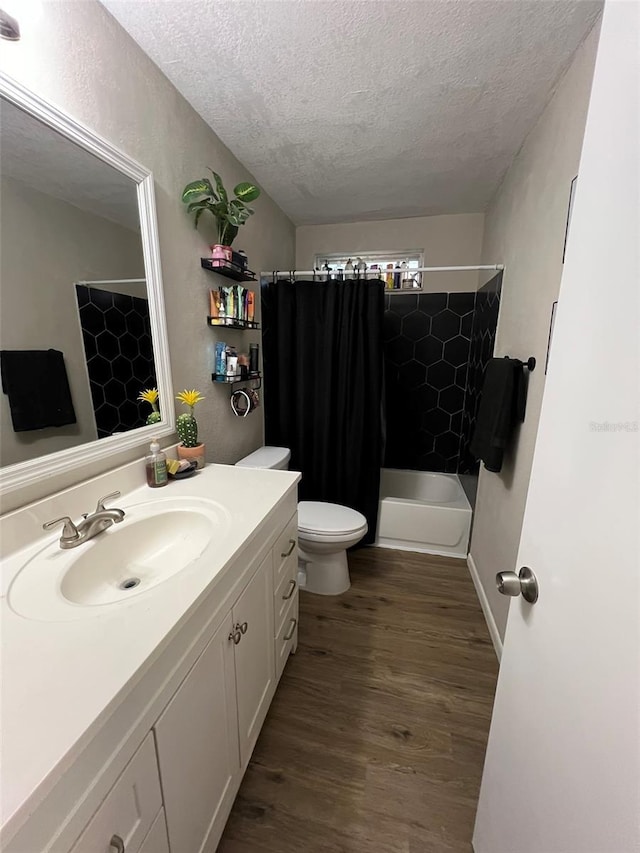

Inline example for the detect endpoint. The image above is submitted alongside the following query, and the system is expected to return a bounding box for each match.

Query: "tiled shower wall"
[460,274,503,473]
[383,274,501,474]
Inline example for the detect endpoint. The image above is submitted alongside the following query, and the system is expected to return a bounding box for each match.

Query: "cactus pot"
[177,442,206,469]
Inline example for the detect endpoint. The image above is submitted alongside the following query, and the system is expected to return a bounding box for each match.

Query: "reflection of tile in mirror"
[76,285,156,438]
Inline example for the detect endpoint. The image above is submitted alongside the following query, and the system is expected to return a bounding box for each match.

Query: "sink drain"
[119,577,141,591]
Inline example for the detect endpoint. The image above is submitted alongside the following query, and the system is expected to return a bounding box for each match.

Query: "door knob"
[496,566,539,604]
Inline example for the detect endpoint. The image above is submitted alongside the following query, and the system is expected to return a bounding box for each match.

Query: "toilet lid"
[298,501,367,536]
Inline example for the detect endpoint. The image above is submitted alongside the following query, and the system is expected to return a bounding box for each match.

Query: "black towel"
[470,357,526,473]
[0,349,77,432]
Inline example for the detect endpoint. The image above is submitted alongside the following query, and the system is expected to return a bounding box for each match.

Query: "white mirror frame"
[0,73,175,499]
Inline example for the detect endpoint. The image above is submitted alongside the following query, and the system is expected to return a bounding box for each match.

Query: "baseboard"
[466,553,503,662]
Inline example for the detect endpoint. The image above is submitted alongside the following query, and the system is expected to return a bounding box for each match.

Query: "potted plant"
[181,169,260,265]
[138,387,161,425]
[175,389,206,468]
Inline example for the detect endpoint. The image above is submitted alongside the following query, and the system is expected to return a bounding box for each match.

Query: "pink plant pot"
[177,443,206,469]
[210,244,233,267]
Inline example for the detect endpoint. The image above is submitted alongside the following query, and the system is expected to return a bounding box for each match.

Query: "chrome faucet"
[43,491,126,549]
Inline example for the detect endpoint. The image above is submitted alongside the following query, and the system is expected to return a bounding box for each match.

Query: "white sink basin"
[8,497,231,621]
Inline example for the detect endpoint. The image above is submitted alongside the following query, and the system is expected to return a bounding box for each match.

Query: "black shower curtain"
[262,278,384,545]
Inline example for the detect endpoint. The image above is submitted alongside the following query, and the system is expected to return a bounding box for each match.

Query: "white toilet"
[235,446,368,595]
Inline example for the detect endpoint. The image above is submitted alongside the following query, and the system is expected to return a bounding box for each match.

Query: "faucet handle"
[43,516,80,542]
[95,491,121,513]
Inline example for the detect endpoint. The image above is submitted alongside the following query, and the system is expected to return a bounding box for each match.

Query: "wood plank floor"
[218,547,499,853]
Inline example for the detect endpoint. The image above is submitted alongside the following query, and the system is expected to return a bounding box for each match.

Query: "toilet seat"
[298,501,367,537]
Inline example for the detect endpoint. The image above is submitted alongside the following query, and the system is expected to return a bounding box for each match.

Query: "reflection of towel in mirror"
[470,357,526,473]
[0,349,77,432]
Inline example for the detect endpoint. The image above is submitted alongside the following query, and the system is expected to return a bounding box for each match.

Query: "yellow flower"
[138,388,159,404]
[176,389,205,408]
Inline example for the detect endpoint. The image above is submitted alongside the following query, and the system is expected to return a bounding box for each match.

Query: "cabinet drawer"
[274,556,298,637]
[273,512,298,586]
[69,733,162,853]
[275,592,298,681]
[139,809,169,853]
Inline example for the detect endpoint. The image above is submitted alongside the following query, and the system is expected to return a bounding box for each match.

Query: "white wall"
[0,0,294,509]
[469,22,601,643]
[296,213,486,292]
[0,176,145,466]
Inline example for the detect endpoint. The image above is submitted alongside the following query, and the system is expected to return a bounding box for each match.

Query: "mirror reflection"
[0,97,157,467]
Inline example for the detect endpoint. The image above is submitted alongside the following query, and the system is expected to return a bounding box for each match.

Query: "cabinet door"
[139,810,170,853]
[154,613,240,853]
[233,553,275,767]
[69,733,162,853]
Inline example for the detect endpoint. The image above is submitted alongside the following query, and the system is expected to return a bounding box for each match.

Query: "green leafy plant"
[175,389,204,448]
[181,169,260,247]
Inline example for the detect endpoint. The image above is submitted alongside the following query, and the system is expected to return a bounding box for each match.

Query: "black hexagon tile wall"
[383,274,501,474]
[76,285,156,438]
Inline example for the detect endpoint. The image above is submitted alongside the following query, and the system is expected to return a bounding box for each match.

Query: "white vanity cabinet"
[232,553,276,766]
[2,478,299,853]
[153,550,277,853]
[154,612,240,853]
[68,734,164,853]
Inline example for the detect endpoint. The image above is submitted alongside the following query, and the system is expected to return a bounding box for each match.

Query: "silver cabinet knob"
[110,835,125,853]
[281,538,296,558]
[282,579,297,600]
[496,567,539,604]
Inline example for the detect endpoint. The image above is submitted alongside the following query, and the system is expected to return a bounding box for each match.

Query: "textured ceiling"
[100,0,601,225]
[0,99,140,231]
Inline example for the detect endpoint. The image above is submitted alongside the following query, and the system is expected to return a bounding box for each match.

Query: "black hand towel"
[470,357,526,473]
[0,349,77,432]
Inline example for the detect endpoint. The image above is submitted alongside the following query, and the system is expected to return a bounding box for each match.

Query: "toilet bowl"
[234,446,368,595]
[297,501,368,595]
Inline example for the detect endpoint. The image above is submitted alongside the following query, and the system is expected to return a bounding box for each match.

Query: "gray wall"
[0,0,295,508]
[469,23,601,641]
[296,213,485,292]
[0,176,145,466]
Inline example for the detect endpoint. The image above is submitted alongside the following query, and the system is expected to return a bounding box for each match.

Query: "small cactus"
[175,389,205,448]
[176,412,199,447]
[138,388,161,425]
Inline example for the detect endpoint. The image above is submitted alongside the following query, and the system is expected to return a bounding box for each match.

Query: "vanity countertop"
[0,462,300,839]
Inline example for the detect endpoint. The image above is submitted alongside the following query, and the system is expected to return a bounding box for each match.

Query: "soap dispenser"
[145,438,168,488]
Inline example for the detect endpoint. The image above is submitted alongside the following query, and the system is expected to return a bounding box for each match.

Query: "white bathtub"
[375,468,472,558]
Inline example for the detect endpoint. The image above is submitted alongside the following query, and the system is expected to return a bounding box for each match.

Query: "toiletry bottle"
[345,258,354,279]
[145,438,168,488]
[394,262,402,289]
[249,343,259,376]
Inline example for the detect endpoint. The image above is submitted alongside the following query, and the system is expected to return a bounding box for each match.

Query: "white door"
[473,4,639,852]
[233,553,276,766]
[154,613,240,853]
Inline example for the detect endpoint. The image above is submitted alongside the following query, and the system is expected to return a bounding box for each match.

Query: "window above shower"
[313,250,424,290]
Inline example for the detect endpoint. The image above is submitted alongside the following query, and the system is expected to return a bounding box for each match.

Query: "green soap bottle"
[145,438,168,488]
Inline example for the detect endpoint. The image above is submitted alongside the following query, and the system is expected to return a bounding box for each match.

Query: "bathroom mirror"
[0,73,174,498]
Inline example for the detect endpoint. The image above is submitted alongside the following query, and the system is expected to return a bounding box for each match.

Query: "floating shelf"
[212,372,261,384]
[207,316,260,331]
[211,372,262,391]
[201,258,257,282]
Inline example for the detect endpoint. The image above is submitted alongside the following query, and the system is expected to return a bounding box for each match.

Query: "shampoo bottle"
[145,438,168,488]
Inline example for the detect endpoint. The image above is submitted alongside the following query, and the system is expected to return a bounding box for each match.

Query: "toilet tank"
[235,446,291,470]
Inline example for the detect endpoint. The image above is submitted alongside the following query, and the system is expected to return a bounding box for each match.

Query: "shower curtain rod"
[75,278,147,285]
[261,265,503,276]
